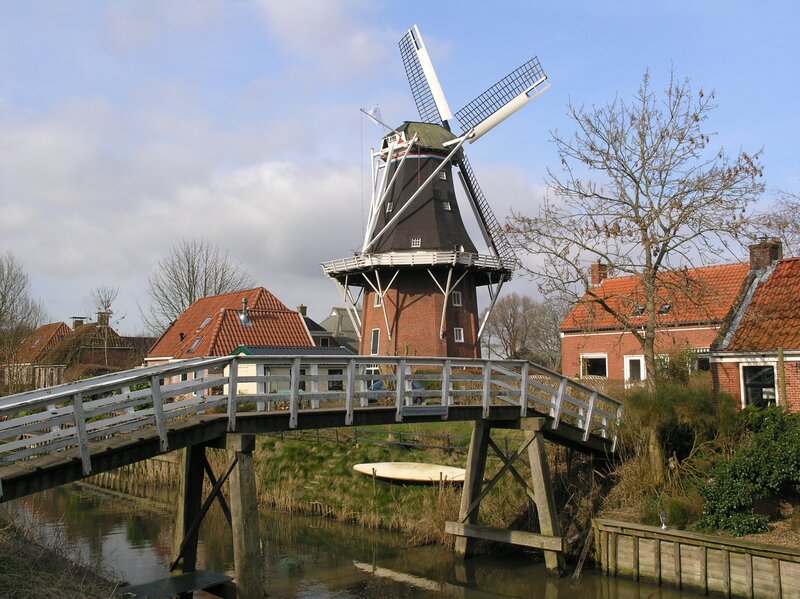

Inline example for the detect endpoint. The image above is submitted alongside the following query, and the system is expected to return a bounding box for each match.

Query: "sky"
[1,0,798,334]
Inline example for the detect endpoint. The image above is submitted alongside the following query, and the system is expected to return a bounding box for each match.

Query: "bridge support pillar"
[173,445,206,598]
[449,417,565,576]
[227,434,263,599]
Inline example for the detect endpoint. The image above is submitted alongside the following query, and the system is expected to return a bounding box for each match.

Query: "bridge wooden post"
[525,419,565,575]
[454,420,490,558]
[173,444,205,595]
[227,434,263,599]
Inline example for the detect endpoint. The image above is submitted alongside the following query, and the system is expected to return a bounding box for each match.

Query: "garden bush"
[697,407,800,535]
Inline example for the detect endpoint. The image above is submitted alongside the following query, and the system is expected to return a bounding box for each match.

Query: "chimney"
[590,262,609,286]
[97,311,110,327]
[297,304,307,317]
[71,316,85,329]
[242,297,248,313]
[749,238,782,271]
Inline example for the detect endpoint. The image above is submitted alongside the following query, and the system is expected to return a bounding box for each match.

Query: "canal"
[4,484,708,598]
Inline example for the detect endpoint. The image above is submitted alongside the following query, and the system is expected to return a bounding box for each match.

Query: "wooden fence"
[594,519,800,598]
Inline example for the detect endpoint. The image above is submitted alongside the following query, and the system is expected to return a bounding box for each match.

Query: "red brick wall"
[359,270,480,358]
[561,326,720,380]
[713,359,800,412]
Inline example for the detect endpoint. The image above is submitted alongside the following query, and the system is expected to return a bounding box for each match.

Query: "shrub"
[696,407,800,536]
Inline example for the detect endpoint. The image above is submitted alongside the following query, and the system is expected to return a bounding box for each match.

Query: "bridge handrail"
[0,355,622,496]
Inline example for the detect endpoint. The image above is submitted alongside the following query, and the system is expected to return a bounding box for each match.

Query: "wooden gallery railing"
[0,356,623,499]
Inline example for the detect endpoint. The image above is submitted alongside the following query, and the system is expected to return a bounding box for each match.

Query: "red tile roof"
[561,263,750,332]
[147,287,313,360]
[17,322,71,363]
[726,258,800,351]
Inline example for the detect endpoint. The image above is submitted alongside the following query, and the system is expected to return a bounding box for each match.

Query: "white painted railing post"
[227,358,239,431]
[256,362,267,412]
[289,358,300,429]
[551,378,568,429]
[71,393,92,475]
[395,360,406,421]
[582,392,597,442]
[441,359,451,417]
[520,362,529,418]
[345,359,355,425]
[310,364,320,409]
[149,376,169,452]
[482,361,492,418]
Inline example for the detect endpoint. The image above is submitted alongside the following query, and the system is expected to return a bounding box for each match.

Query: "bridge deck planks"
[116,570,233,598]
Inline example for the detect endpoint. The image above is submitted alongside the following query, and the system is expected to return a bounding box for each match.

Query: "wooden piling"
[454,420,490,558]
[173,445,206,598]
[526,424,565,575]
[228,434,263,599]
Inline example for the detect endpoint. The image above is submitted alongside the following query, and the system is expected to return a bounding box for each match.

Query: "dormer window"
[658,303,672,315]
[238,310,252,328]
[411,237,421,248]
[632,305,645,317]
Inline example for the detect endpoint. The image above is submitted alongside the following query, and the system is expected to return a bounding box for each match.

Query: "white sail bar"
[477,275,506,340]
[363,133,418,248]
[469,78,550,143]
[410,25,453,122]
[363,131,470,253]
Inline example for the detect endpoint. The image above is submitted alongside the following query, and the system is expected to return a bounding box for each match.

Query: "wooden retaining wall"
[594,519,800,598]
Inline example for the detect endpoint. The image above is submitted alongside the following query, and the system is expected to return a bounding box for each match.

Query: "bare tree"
[481,293,569,369]
[507,70,763,394]
[0,253,47,393]
[140,239,255,334]
[506,71,764,482]
[753,190,800,256]
[90,284,119,367]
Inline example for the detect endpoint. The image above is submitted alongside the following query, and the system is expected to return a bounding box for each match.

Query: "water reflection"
[4,484,705,598]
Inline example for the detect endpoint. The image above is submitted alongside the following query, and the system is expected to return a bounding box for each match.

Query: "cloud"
[254,0,394,80]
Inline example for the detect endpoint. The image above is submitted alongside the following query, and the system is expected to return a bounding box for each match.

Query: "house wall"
[562,326,720,381]
[713,357,800,413]
[359,270,480,359]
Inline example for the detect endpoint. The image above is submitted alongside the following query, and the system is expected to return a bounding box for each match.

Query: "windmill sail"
[398,26,453,125]
[455,155,517,268]
[455,57,548,142]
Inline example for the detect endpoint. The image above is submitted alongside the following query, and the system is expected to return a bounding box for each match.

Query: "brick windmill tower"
[322,25,549,358]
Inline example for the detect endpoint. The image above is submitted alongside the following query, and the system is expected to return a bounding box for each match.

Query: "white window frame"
[624,355,646,385]
[454,327,465,343]
[452,290,463,307]
[580,352,608,378]
[373,293,382,307]
[370,328,380,355]
[739,361,778,409]
[442,201,451,211]
[411,237,421,248]
[439,171,447,180]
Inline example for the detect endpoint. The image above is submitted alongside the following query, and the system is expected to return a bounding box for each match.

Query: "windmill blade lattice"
[454,57,546,134]
[398,29,444,125]
[456,155,517,267]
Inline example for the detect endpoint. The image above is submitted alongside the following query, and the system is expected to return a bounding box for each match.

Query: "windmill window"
[452,290,463,307]
[442,201,451,211]
[439,171,447,180]
[373,293,382,307]
[432,188,443,200]
[370,328,380,355]
[658,303,672,315]
[411,237,422,248]
[385,201,393,213]
[454,327,465,343]
[187,337,203,353]
[632,305,645,317]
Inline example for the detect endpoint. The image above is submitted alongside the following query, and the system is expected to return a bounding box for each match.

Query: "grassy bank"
[0,513,118,599]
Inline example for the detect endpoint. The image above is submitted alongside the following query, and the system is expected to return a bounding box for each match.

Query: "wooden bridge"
[0,355,623,597]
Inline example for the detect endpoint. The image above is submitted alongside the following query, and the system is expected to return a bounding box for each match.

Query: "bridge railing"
[0,356,622,494]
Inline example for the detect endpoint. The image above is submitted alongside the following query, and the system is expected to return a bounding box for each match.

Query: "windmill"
[321,25,549,358]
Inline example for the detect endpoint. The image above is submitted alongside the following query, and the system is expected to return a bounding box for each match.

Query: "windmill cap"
[383,121,460,156]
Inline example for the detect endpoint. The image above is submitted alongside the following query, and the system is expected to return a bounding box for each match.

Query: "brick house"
[560,260,751,386]
[3,321,70,389]
[145,287,315,365]
[711,247,799,412]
